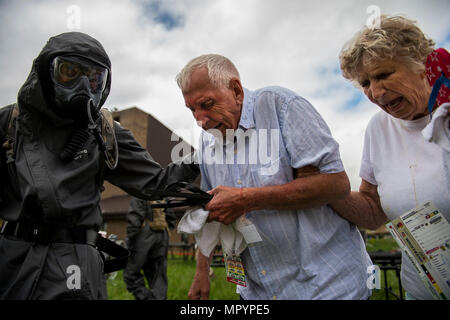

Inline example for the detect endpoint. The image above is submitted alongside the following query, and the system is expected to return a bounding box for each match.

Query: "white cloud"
[1,0,449,190]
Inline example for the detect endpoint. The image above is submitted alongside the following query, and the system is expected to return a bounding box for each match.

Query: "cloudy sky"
[1,0,449,189]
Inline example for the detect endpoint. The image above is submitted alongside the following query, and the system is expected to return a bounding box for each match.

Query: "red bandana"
[426,48,450,106]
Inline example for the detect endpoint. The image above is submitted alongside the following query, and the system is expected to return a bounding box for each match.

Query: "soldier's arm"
[105,123,199,199]
[0,105,15,204]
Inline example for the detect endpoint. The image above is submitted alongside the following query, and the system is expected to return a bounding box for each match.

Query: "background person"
[176,54,372,300]
[331,15,450,300]
[123,197,176,300]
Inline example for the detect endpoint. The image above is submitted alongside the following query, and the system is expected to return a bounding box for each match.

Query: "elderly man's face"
[357,58,431,120]
[182,68,243,136]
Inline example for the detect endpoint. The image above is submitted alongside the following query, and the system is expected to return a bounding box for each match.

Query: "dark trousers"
[123,224,169,300]
[0,234,107,299]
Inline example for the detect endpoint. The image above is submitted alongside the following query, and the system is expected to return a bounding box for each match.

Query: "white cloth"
[422,103,450,151]
[177,206,209,234]
[360,110,450,300]
[177,207,247,257]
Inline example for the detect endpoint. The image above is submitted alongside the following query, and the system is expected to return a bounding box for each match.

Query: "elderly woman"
[331,15,450,300]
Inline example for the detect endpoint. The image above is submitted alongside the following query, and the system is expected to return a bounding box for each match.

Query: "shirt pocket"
[250,157,285,187]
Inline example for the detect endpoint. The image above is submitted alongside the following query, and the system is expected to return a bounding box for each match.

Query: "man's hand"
[205,166,332,225]
[188,269,210,300]
[205,186,246,225]
[188,251,212,300]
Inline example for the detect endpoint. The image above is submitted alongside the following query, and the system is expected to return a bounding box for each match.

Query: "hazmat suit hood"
[17,32,112,126]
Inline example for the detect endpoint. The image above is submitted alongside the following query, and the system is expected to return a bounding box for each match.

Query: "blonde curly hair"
[339,15,435,83]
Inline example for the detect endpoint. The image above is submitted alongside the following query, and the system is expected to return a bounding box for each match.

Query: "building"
[100,106,196,249]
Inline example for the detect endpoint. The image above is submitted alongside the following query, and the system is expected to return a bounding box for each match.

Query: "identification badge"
[235,215,262,244]
[225,254,247,287]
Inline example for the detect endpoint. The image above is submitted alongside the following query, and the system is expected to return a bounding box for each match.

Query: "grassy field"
[107,258,239,300]
[107,235,403,300]
[366,236,404,300]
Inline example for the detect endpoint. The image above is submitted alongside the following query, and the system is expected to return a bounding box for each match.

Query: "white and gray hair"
[176,54,240,92]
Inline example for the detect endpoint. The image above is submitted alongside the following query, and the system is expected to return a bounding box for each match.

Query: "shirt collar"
[238,88,255,130]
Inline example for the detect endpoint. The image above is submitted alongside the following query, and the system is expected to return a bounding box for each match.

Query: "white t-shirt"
[360,111,450,300]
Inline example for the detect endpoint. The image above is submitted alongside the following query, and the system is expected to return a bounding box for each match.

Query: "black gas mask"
[50,55,113,164]
[50,55,109,123]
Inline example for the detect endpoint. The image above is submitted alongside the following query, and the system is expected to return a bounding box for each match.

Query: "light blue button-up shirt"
[198,86,372,300]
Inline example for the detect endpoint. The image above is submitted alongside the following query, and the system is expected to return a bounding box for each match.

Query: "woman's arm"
[330,179,388,230]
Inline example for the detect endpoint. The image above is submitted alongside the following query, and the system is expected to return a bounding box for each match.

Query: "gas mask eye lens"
[87,69,108,92]
[52,56,108,93]
[57,61,81,82]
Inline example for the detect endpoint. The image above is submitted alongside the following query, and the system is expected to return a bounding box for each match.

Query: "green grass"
[107,258,238,300]
[107,235,404,300]
[166,258,239,300]
[365,236,399,252]
[106,270,134,300]
[369,269,404,300]
[365,235,405,300]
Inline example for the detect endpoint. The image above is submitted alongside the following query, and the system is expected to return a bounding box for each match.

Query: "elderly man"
[176,54,372,300]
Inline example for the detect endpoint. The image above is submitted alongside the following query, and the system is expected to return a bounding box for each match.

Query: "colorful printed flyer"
[386,201,450,300]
